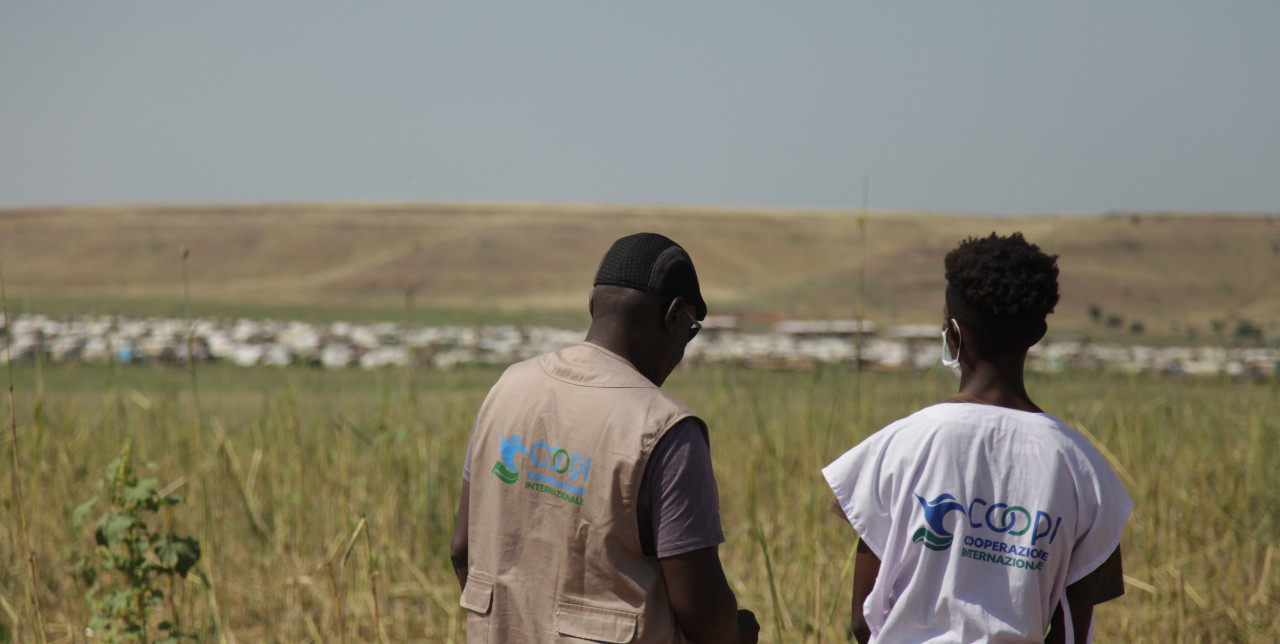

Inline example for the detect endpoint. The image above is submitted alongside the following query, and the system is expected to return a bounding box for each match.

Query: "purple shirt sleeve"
[637,417,725,558]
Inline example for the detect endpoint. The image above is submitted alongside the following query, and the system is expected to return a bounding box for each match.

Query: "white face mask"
[940,319,962,380]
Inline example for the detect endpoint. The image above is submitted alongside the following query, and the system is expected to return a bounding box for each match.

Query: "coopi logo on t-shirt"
[491,433,592,506]
[912,492,1063,572]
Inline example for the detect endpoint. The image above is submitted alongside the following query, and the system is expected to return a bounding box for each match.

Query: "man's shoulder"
[852,403,1081,464]
[908,402,1080,439]
[863,403,958,441]
[483,354,545,391]
[534,342,665,390]
[656,415,708,448]
[490,345,587,384]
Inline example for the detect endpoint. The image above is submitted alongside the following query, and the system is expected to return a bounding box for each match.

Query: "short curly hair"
[944,232,1059,352]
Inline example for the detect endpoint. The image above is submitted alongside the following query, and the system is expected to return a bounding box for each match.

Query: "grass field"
[4,203,1280,340]
[2,358,1277,643]
[2,202,1278,641]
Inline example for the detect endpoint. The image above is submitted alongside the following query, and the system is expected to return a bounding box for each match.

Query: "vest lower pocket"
[554,601,638,643]
[459,576,493,614]
[460,576,493,643]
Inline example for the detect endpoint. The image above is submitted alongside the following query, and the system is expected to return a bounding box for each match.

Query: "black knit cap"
[593,233,707,320]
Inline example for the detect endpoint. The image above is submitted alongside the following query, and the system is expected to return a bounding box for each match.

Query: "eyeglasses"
[682,307,702,340]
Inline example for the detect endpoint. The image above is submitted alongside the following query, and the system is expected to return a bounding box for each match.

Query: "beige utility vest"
[461,342,702,643]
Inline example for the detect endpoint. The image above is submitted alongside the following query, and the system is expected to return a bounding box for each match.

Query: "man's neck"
[584,325,663,386]
[958,361,1041,413]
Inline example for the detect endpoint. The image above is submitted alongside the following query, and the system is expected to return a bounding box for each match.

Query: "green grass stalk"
[856,180,869,431]
[2,264,47,644]
[362,513,385,644]
[403,288,419,420]
[326,527,351,644]
[181,245,232,642]
[182,246,204,446]
[752,525,786,643]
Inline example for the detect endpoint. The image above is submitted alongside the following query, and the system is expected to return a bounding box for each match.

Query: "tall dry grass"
[1,361,1277,642]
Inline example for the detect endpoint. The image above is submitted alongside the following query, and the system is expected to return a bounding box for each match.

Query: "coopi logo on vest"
[491,434,592,506]
[911,492,1063,572]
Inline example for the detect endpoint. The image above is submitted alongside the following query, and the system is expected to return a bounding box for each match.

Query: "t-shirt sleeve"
[1065,446,1133,587]
[1066,545,1125,606]
[638,417,725,559]
[822,429,894,558]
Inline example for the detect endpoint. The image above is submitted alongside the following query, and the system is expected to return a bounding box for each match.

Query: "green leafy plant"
[70,442,201,643]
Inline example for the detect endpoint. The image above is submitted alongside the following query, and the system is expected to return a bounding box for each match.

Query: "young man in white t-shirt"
[823,233,1131,644]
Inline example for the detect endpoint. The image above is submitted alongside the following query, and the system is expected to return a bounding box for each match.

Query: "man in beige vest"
[451,233,759,643]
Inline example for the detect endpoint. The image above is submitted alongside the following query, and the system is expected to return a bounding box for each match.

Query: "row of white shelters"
[2,314,1275,377]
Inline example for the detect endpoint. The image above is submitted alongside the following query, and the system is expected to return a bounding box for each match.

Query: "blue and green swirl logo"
[911,493,967,551]
[491,435,526,484]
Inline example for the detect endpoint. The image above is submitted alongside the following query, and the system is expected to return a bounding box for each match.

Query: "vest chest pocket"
[554,602,638,643]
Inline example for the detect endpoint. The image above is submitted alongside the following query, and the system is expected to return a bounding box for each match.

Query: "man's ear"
[588,289,595,317]
[663,297,686,336]
[947,319,962,351]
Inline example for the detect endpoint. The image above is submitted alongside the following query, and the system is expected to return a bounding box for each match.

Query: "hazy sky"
[3,2,1277,214]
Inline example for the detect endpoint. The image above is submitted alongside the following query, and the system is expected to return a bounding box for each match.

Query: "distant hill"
[2,203,1278,341]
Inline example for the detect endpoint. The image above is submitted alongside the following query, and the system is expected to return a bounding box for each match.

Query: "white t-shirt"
[823,402,1131,644]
